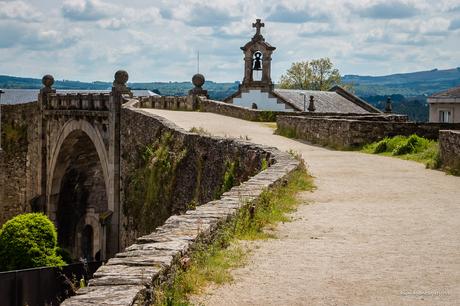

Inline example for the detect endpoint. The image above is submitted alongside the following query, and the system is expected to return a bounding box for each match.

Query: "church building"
[224,19,380,114]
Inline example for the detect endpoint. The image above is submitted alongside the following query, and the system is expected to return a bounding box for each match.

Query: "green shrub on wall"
[1,121,27,153]
[363,134,441,169]
[124,132,187,234]
[221,161,236,194]
[258,111,276,122]
[0,213,65,271]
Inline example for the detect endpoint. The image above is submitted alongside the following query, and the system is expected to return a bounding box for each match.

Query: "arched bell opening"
[252,51,263,81]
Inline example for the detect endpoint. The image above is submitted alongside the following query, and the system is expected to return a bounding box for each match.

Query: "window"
[439,110,451,123]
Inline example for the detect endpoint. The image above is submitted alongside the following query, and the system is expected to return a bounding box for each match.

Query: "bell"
[253,51,262,71]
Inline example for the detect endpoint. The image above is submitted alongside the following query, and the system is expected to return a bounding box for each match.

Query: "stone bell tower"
[240,19,276,92]
[225,19,294,111]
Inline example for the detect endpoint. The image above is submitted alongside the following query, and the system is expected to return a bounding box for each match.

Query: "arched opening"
[252,51,263,81]
[50,129,108,262]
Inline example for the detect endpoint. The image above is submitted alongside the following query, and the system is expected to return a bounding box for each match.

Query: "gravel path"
[145,109,460,306]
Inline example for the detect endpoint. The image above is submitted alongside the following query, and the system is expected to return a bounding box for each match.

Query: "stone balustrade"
[46,93,110,112]
[139,96,192,111]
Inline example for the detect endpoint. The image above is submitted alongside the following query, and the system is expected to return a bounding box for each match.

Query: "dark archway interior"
[82,225,94,261]
[55,130,107,261]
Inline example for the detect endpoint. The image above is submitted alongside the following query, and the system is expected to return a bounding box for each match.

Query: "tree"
[279,58,342,90]
[0,213,65,271]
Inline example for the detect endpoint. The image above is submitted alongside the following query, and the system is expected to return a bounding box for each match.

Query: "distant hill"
[344,67,460,97]
[2,67,460,121]
[0,75,239,101]
[2,67,460,98]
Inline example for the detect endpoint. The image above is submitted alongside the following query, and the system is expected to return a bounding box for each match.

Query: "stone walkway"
[144,109,460,306]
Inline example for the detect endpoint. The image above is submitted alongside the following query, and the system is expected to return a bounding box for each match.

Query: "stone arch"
[47,119,110,220]
[47,119,110,260]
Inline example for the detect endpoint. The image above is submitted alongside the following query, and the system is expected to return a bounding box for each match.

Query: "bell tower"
[240,19,276,92]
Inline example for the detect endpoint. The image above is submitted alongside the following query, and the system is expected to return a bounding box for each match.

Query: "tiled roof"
[430,85,460,98]
[273,89,369,113]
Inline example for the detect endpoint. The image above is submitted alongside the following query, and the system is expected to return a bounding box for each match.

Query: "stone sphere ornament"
[42,74,55,88]
[192,73,205,88]
[114,70,129,85]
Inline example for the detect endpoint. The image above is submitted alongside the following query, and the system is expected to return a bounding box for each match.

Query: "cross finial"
[252,19,264,36]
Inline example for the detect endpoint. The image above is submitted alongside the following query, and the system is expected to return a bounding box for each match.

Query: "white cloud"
[0,1,42,22]
[0,0,458,81]
[62,0,115,21]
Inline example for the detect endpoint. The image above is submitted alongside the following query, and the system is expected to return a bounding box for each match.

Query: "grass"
[275,126,297,139]
[361,134,441,169]
[261,122,277,130]
[189,127,211,136]
[153,165,314,305]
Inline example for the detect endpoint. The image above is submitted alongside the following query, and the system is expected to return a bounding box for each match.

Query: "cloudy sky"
[0,0,459,82]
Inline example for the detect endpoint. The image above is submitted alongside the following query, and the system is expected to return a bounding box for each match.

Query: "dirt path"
[145,109,460,306]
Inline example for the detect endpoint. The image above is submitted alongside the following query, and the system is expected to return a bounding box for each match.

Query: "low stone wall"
[0,102,41,225]
[138,95,394,122]
[439,130,460,174]
[277,116,460,149]
[62,101,300,306]
[120,101,272,247]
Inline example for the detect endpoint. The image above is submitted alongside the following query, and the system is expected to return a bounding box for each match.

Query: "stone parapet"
[138,95,402,123]
[61,100,300,305]
[45,93,110,112]
[277,116,460,149]
[439,130,460,174]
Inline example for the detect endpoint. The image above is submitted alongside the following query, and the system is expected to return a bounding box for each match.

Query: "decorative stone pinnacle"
[112,70,130,93]
[114,70,129,86]
[308,95,316,112]
[192,73,205,88]
[40,74,56,102]
[42,74,54,88]
[189,73,208,97]
[385,97,392,113]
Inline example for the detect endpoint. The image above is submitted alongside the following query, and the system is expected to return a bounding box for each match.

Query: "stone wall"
[120,100,272,248]
[62,101,300,306]
[0,102,41,225]
[137,95,399,122]
[439,130,460,174]
[277,115,460,149]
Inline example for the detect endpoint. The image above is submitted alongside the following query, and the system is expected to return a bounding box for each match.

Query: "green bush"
[0,213,65,271]
[258,111,276,122]
[363,134,440,169]
[373,139,388,153]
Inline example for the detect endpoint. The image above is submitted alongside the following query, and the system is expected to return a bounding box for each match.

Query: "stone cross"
[252,19,264,36]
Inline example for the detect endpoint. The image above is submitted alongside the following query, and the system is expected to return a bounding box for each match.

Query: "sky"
[0,0,459,82]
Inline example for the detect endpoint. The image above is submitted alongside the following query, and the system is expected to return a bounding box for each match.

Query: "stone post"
[39,75,56,213]
[107,70,130,258]
[308,95,316,112]
[385,97,393,113]
[188,73,208,110]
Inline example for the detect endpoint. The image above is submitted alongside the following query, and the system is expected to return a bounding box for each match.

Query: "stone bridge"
[38,71,130,260]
